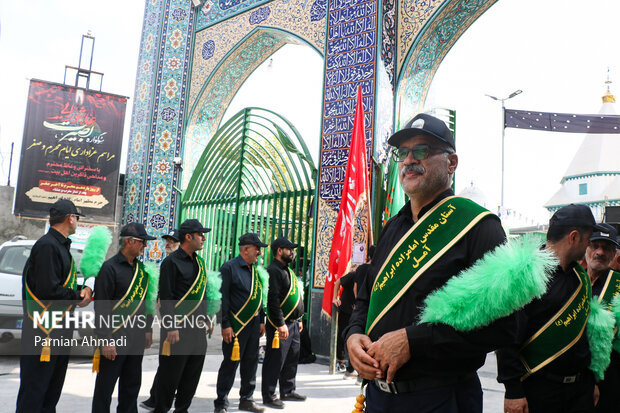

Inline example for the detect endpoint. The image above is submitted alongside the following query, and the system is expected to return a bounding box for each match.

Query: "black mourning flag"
[504,109,620,133]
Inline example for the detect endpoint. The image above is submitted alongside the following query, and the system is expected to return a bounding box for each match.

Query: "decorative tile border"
[195,0,270,30]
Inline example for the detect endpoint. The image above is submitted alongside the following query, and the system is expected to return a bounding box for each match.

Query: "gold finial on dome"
[603,68,616,103]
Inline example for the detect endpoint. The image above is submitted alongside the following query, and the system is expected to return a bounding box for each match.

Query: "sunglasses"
[391,144,452,162]
[131,237,147,245]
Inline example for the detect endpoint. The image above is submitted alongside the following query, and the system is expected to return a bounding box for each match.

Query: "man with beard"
[585,223,620,412]
[214,233,267,413]
[262,237,306,409]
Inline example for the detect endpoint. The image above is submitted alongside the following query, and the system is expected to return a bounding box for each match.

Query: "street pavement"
[0,336,505,412]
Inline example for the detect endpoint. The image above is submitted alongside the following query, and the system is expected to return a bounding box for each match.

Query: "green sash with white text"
[366,196,492,334]
[175,255,207,317]
[597,270,620,311]
[520,265,591,378]
[111,260,149,333]
[230,265,263,335]
[267,268,301,327]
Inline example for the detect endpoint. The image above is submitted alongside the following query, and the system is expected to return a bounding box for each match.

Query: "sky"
[1,0,619,226]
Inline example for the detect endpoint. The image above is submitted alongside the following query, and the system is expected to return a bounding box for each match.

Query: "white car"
[0,237,93,343]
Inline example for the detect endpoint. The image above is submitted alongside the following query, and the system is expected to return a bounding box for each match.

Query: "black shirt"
[159,247,206,330]
[94,252,152,342]
[338,270,356,315]
[219,255,265,329]
[345,189,511,381]
[267,259,304,326]
[591,269,611,298]
[496,261,591,398]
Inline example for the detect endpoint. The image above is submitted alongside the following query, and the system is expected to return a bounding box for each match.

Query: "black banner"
[14,80,127,223]
[505,109,620,133]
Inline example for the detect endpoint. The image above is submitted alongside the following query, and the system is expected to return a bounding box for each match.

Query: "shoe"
[239,399,266,412]
[336,361,347,372]
[214,408,228,413]
[139,398,155,411]
[281,392,307,401]
[263,398,285,409]
[343,370,357,379]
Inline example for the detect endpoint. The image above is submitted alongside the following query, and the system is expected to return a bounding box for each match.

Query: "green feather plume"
[586,298,615,380]
[144,262,159,315]
[610,295,620,353]
[206,270,222,316]
[256,265,269,309]
[79,226,112,279]
[419,234,557,331]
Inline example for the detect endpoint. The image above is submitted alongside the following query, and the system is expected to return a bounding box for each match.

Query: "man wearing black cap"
[262,237,306,409]
[16,198,93,413]
[162,229,180,256]
[585,223,620,412]
[214,233,267,413]
[155,219,211,413]
[92,222,156,413]
[498,204,606,413]
[345,113,513,412]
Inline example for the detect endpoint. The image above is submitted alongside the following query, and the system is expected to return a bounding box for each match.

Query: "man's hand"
[366,328,410,383]
[346,333,382,380]
[167,330,180,344]
[278,324,289,340]
[222,327,234,344]
[101,344,116,361]
[594,384,600,406]
[145,332,152,349]
[299,321,303,332]
[504,397,529,413]
[260,323,266,337]
[77,287,93,307]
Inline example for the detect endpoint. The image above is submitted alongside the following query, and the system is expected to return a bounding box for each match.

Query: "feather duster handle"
[79,226,112,280]
[587,298,615,381]
[256,265,269,309]
[610,295,620,353]
[419,234,557,331]
[144,262,159,315]
[206,270,222,316]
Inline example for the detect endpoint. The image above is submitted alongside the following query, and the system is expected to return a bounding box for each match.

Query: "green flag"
[383,159,406,225]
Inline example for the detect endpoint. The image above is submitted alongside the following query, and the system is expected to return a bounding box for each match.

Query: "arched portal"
[181,107,316,275]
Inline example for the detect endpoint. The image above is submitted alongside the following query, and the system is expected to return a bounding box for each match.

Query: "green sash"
[366,196,492,334]
[175,254,207,317]
[267,268,301,327]
[520,265,592,378]
[230,264,263,335]
[110,260,149,333]
[25,258,78,335]
[597,270,620,311]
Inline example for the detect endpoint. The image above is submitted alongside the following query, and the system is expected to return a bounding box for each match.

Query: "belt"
[373,373,476,395]
[539,371,583,384]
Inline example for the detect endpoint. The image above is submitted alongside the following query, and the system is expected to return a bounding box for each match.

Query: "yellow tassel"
[352,393,365,412]
[162,339,171,357]
[40,343,51,362]
[231,336,240,361]
[272,331,280,349]
[92,347,100,374]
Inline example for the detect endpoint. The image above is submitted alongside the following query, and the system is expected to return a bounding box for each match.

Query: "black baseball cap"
[548,204,607,232]
[271,237,298,254]
[239,233,267,247]
[49,199,84,218]
[120,222,157,240]
[590,223,620,248]
[162,229,180,242]
[178,219,211,235]
[388,113,455,149]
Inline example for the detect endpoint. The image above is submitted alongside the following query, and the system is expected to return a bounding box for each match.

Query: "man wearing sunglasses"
[345,113,514,413]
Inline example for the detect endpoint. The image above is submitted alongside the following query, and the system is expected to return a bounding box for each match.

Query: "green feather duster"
[144,262,159,315]
[419,234,557,331]
[610,295,620,353]
[206,270,222,316]
[79,226,112,279]
[586,298,615,380]
[256,265,269,309]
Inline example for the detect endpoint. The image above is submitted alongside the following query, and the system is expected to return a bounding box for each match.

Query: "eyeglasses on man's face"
[131,237,147,245]
[391,144,452,162]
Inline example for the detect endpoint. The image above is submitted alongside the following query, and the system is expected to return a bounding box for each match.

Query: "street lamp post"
[485,89,522,216]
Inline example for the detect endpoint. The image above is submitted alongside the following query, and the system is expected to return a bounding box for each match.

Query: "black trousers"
[261,321,300,401]
[215,316,260,409]
[336,310,351,361]
[154,329,207,413]
[16,354,70,413]
[595,353,620,412]
[523,372,595,413]
[92,354,143,413]
[365,374,483,413]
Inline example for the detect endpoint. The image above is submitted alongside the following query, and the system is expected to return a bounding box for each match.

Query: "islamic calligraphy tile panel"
[195,0,271,30]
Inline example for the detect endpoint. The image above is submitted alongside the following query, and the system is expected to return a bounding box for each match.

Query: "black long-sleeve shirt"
[338,270,356,315]
[158,247,206,331]
[496,261,591,398]
[344,189,512,381]
[267,259,304,326]
[219,255,265,329]
[94,252,152,343]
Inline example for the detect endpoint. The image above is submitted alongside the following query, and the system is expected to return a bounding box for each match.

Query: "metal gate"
[181,108,317,278]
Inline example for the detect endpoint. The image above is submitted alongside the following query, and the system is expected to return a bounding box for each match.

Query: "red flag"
[322,85,371,316]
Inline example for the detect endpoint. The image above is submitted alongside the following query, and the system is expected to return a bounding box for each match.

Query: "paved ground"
[0,335,505,412]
